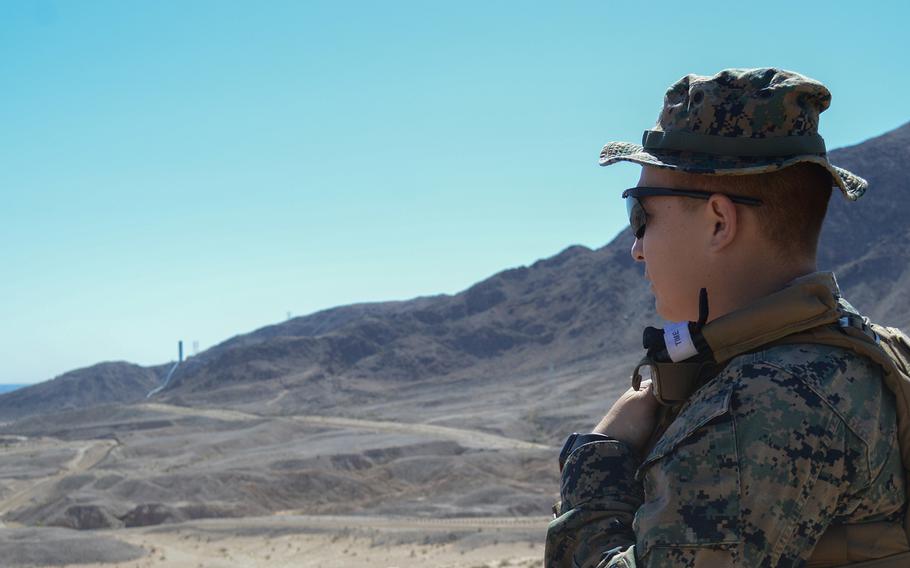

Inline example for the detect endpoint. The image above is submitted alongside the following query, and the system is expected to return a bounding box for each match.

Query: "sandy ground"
[55,514,548,568]
[0,403,556,567]
[0,438,118,523]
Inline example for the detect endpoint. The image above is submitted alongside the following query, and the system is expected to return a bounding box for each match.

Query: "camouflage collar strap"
[631,272,846,406]
[642,129,827,158]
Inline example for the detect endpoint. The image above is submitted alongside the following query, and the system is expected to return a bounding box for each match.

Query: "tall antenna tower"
[192,340,199,356]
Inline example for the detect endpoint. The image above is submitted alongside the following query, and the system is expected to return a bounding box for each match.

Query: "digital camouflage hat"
[600,68,868,200]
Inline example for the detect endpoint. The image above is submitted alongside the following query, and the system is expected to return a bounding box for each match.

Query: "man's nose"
[630,236,645,262]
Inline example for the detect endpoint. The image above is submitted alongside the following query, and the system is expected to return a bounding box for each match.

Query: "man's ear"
[705,194,738,251]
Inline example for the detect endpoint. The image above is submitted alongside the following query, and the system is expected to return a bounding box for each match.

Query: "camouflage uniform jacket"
[546,296,906,566]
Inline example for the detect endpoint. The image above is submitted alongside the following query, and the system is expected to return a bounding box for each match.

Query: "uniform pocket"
[634,383,742,554]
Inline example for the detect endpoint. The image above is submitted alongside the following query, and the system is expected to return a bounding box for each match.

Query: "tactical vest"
[631,273,910,568]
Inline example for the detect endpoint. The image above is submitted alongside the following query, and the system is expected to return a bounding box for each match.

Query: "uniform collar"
[785,271,840,299]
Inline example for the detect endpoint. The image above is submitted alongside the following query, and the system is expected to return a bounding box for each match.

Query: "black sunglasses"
[622,186,763,239]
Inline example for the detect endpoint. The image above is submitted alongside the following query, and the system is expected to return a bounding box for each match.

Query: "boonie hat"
[600,68,868,200]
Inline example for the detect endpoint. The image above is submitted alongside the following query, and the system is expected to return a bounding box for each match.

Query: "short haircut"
[678,163,833,260]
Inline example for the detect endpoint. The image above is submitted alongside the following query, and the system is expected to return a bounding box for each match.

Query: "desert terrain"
[1,123,908,566]
[0,394,572,567]
[1,514,547,568]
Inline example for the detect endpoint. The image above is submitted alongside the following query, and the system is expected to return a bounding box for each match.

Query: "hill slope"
[0,363,165,423]
[1,122,908,423]
[1,122,908,532]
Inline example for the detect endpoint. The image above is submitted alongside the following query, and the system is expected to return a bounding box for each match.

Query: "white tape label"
[663,321,699,362]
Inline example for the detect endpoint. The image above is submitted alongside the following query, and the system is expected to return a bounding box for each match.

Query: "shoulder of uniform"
[725,342,878,384]
[723,343,892,445]
[748,342,862,368]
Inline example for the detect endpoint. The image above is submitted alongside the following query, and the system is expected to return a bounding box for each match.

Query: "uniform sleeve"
[545,349,883,568]
[545,439,643,568]
[730,360,850,567]
[631,358,850,567]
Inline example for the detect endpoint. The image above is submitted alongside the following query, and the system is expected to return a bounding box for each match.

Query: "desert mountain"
[2,121,909,423]
[0,122,908,534]
[160,239,649,416]
[0,362,166,422]
[818,121,910,328]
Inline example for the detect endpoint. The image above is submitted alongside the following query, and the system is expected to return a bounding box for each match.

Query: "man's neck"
[705,256,817,323]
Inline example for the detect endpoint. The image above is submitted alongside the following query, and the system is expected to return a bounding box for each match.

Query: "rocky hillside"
[2,121,908,422]
[0,363,166,423]
[158,239,648,413]
[1,122,907,533]
[152,121,910,414]
[818,121,910,328]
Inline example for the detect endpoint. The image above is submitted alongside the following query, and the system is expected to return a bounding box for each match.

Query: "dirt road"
[138,403,551,451]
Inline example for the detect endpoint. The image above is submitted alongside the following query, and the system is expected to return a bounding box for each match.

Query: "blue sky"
[2,1,908,385]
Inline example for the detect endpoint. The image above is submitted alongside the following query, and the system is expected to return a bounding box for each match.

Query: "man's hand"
[592,380,660,455]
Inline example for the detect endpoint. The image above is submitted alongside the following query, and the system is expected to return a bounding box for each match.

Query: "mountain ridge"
[1,121,908,422]
[0,121,907,533]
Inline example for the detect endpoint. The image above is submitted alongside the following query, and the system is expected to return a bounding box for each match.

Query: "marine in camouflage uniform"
[545,69,907,567]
